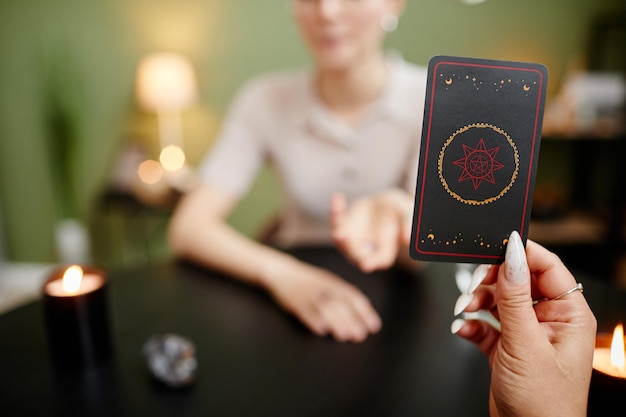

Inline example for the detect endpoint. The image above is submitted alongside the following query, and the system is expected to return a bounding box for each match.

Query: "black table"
[1,247,623,416]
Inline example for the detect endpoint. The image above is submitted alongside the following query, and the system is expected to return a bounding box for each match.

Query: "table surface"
[1,246,624,416]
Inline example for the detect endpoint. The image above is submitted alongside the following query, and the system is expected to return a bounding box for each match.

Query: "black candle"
[588,329,626,414]
[42,265,113,370]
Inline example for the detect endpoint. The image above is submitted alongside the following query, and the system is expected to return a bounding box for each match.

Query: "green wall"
[0,0,623,262]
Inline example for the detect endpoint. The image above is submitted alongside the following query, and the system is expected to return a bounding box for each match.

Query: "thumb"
[329,192,347,234]
[401,205,413,246]
[497,231,541,344]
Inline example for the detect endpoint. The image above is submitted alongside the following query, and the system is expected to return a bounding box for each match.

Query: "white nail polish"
[505,231,528,285]
[454,293,473,316]
[467,264,489,294]
[450,318,466,334]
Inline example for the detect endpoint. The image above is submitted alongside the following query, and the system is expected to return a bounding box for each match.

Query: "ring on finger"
[533,282,584,305]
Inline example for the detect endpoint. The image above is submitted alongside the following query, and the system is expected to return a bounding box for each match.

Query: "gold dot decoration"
[420,231,507,251]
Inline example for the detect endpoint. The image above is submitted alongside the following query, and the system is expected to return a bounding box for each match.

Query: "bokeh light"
[138,159,164,184]
[160,145,186,172]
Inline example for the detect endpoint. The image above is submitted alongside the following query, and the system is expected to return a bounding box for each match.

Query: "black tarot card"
[410,55,548,264]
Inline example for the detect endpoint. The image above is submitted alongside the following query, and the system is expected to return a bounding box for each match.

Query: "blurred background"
[0,0,624,286]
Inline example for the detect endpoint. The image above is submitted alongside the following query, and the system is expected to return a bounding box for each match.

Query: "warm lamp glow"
[138,159,164,184]
[136,53,197,112]
[62,265,83,295]
[611,324,625,369]
[160,145,186,172]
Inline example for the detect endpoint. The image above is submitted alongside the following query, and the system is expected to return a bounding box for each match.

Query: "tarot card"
[410,55,548,264]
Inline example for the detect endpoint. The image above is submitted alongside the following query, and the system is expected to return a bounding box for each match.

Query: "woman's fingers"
[290,279,382,343]
[331,193,407,273]
[314,288,381,342]
[452,318,501,358]
[525,239,581,301]
[453,284,498,316]
[330,192,350,248]
[358,208,399,272]
[330,193,372,267]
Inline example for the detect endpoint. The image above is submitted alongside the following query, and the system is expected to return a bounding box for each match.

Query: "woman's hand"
[329,189,413,273]
[452,231,597,417]
[170,184,381,343]
[263,258,382,343]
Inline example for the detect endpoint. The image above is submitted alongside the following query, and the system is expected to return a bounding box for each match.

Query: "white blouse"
[199,54,428,246]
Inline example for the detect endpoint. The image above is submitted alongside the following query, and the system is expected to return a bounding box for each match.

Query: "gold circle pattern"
[438,123,519,205]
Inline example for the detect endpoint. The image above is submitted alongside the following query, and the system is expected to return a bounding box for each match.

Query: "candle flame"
[62,265,83,294]
[610,323,625,370]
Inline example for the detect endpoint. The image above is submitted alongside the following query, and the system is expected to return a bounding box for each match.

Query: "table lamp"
[135,52,197,170]
[134,52,198,195]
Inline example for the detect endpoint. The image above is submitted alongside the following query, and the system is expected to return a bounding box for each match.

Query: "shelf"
[529,211,607,245]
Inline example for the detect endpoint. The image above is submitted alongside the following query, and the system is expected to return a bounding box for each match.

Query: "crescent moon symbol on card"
[445,78,453,85]
[523,84,531,91]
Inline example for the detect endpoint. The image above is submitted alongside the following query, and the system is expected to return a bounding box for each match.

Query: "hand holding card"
[410,55,548,264]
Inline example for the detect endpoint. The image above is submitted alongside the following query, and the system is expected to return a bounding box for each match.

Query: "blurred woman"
[168,0,425,343]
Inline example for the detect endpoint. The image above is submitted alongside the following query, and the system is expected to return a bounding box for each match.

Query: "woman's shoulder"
[224,68,313,126]
[383,53,429,127]
[389,53,428,91]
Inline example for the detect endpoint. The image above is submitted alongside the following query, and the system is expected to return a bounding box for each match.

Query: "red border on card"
[414,60,545,260]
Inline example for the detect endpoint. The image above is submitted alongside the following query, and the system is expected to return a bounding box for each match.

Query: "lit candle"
[42,265,113,370]
[593,324,626,380]
[588,323,626,413]
[44,265,104,297]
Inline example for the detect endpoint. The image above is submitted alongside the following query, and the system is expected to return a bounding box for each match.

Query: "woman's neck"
[315,53,389,126]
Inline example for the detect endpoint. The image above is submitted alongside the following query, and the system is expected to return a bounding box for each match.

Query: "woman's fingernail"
[360,259,376,273]
[368,316,382,333]
[454,293,474,316]
[467,264,490,294]
[505,231,528,285]
[352,325,367,341]
[451,318,466,334]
